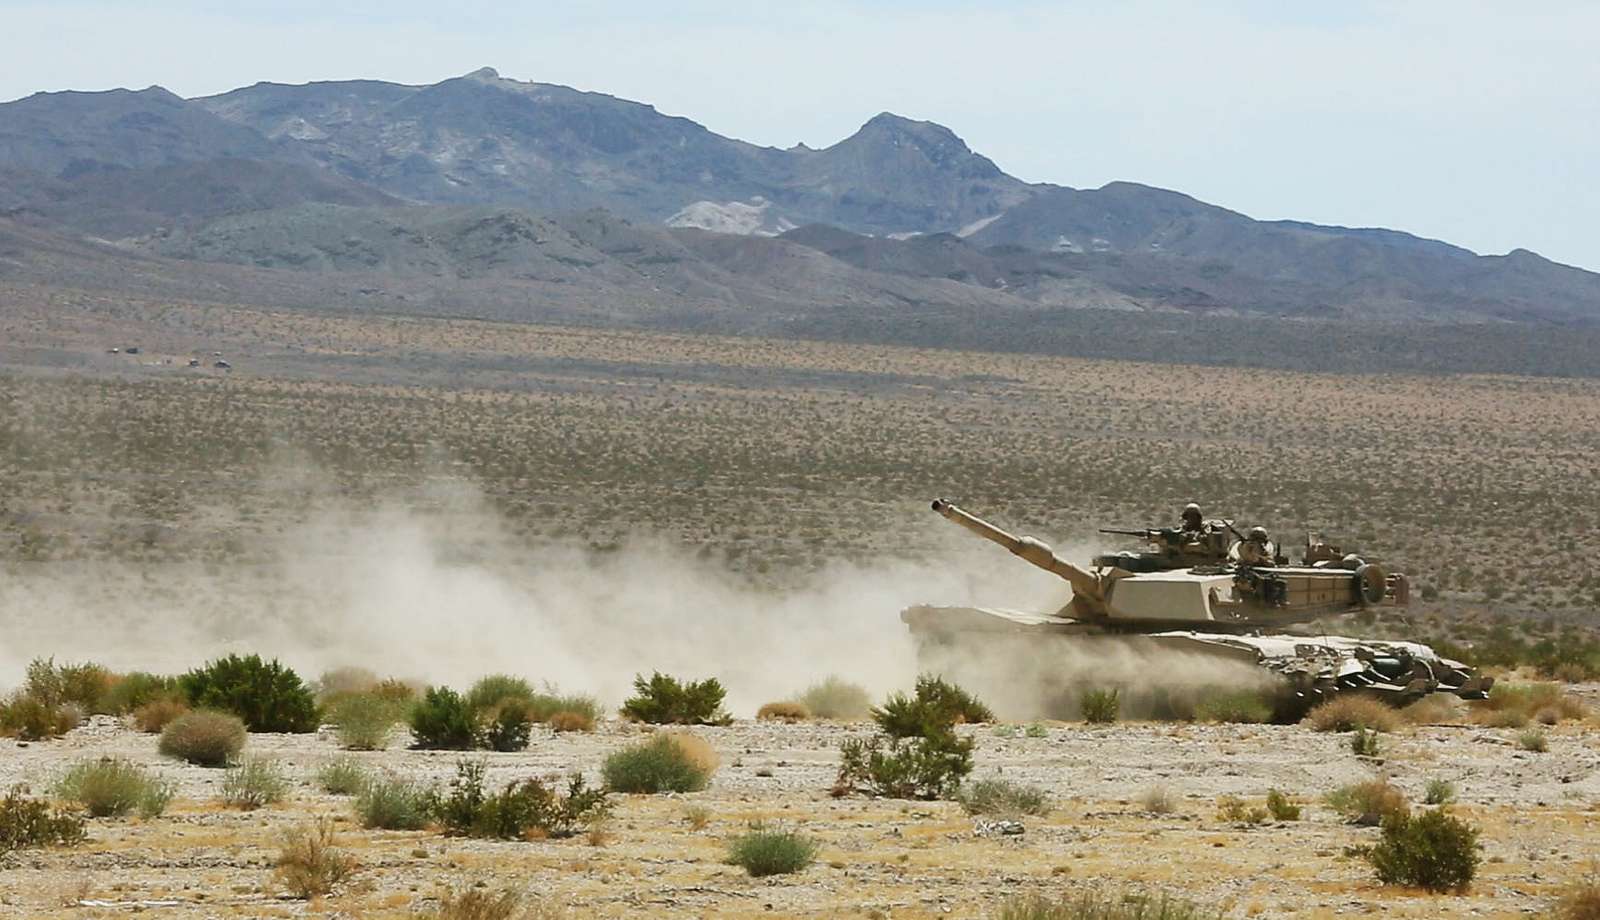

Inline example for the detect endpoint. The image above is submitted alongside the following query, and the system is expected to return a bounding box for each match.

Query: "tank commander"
[1180,502,1204,532]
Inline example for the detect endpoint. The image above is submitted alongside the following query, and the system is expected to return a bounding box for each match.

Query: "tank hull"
[902,604,1492,721]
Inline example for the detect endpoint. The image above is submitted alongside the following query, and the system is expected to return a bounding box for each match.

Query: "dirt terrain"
[2,700,1597,920]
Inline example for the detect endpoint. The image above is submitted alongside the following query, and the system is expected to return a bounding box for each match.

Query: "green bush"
[409,687,479,750]
[798,677,874,720]
[354,777,434,830]
[329,693,404,751]
[1080,688,1120,724]
[317,758,372,796]
[54,758,173,818]
[482,699,535,753]
[955,778,1049,817]
[100,672,181,715]
[873,675,993,739]
[0,785,86,854]
[1350,726,1382,757]
[620,672,730,725]
[603,735,713,793]
[1265,789,1300,821]
[1192,689,1275,724]
[158,709,246,767]
[834,731,974,800]
[1517,727,1548,752]
[522,691,601,724]
[997,889,1223,920]
[434,761,609,840]
[1326,779,1409,826]
[724,823,818,877]
[1423,778,1456,806]
[1364,808,1481,892]
[179,654,318,733]
[0,690,81,741]
[464,675,535,714]
[221,758,289,810]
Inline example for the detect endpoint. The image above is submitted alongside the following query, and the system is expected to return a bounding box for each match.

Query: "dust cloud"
[0,479,1085,716]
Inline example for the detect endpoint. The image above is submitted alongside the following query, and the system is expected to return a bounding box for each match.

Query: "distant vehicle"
[214,360,232,370]
[903,500,1489,720]
[123,346,139,355]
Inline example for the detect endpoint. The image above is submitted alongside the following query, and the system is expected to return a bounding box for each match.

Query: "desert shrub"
[683,804,711,830]
[992,724,1018,738]
[482,699,535,753]
[1215,795,1268,825]
[372,678,421,705]
[1423,778,1456,805]
[54,758,173,818]
[0,785,86,853]
[330,692,404,751]
[313,666,379,703]
[435,761,609,840]
[221,758,289,810]
[317,757,371,795]
[955,778,1049,817]
[22,657,67,706]
[1305,696,1401,733]
[179,654,318,733]
[873,675,992,739]
[1025,722,1048,738]
[1350,727,1382,757]
[996,888,1223,920]
[410,687,479,750]
[1326,779,1409,826]
[548,710,595,733]
[1080,688,1121,724]
[834,731,974,800]
[620,672,730,725]
[603,735,713,793]
[1552,873,1600,920]
[1265,789,1301,821]
[158,709,246,766]
[798,677,873,720]
[354,776,434,830]
[133,697,189,733]
[0,690,81,740]
[1518,726,1549,752]
[100,672,181,715]
[756,701,811,722]
[1140,786,1176,815]
[1192,689,1274,724]
[464,675,535,714]
[58,662,117,713]
[725,823,818,877]
[523,692,601,724]
[275,819,357,899]
[1364,808,1480,892]
[1482,683,1589,725]
[420,888,564,920]
[1401,694,1464,726]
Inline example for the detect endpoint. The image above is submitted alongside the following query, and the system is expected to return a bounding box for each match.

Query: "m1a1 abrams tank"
[902,500,1491,720]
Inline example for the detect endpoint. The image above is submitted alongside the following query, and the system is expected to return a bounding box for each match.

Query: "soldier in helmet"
[1236,525,1275,566]
[1180,502,1204,533]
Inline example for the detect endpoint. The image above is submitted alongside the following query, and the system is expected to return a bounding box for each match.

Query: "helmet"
[1182,503,1202,524]
[1248,526,1269,543]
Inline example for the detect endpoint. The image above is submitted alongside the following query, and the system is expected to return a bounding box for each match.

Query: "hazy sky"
[3,1,1596,270]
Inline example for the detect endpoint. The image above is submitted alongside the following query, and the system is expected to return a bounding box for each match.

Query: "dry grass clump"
[1325,779,1409,826]
[317,757,372,796]
[602,734,715,794]
[1517,726,1549,752]
[547,710,595,733]
[797,677,873,720]
[221,758,289,810]
[355,776,433,830]
[329,692,406,751]
[1472,683,1588,728]
[420,887,567,920]
[54,758,173,818]
[1401,694,1464,726]
[1215,795,1269,825]
[1304,696,1401,733]
[724,823,819,877]
[956,779,1049,818]
[133,697,189,733]
[997,888,1223,919]
[274,819,357,899]
[756,701,812,722]
[158,709,246,767]
[1139,786,1176,815]
[1552,870,1600,920]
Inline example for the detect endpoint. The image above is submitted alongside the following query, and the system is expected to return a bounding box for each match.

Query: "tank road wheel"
[1354,563,1387,605]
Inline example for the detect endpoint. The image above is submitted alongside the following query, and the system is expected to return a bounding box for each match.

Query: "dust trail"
[0,481,1078,716]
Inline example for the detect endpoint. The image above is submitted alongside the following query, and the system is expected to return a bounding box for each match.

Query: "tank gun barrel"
[931,499,1102,598]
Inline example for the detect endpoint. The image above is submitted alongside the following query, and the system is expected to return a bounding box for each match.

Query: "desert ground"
[1,696,1598,920]
[3,289,1599,918]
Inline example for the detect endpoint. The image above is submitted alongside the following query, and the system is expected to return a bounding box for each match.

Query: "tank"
[902,500,1491,720]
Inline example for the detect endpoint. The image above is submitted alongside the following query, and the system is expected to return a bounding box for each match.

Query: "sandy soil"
[2,701,1597,920]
